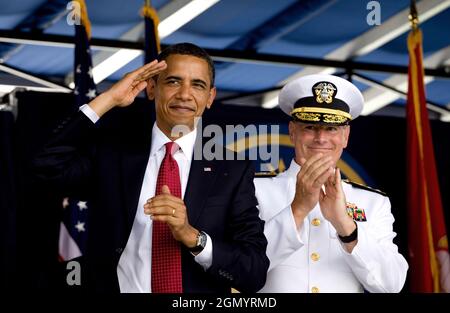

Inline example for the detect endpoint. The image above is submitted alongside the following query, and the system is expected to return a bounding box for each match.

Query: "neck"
[157,121,194,141]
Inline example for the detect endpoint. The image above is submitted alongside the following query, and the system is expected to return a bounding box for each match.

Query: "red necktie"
[151,142,183,293]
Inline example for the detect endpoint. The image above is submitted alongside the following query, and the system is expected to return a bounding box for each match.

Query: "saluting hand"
[106,59,167,107]
[88,60,167,117]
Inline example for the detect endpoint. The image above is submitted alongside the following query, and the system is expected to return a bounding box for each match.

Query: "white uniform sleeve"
[338,196,408,292]
[263,205,306,270]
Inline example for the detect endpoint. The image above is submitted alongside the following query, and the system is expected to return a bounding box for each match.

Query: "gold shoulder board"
[342,179,387,196]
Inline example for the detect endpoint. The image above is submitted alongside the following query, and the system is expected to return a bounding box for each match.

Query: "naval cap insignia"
[313,81,337,104]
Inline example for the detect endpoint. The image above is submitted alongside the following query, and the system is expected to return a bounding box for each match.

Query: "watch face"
[198,232,207,248]
[190,231,206,253]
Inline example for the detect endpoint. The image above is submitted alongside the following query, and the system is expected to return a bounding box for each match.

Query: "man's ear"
[343,125,350,148]
[288,121,296,143]
[206,86,217,109]
[145,78,156,100]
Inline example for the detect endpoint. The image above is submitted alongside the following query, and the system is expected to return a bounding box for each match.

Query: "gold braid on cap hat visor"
[322,114,348,124]
[291,107,352,122]
[294,112,321,122]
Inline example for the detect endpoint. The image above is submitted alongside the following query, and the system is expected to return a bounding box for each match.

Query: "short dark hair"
[157,42,215,87]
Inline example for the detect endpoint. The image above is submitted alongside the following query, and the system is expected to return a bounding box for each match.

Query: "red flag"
[406,26,450,292]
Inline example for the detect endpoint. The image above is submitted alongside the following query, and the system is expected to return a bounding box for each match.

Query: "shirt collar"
[150,123,197,160]
[285,158,301,178]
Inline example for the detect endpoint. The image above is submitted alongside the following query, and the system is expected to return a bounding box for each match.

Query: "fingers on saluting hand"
[130,60,167,88]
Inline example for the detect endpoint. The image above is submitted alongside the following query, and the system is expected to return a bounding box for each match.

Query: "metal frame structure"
[1,29,449,78]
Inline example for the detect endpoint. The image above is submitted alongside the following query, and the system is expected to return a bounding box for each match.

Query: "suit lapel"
[184,158,221,227]
[120,104,154,232]
[120,142,151,231]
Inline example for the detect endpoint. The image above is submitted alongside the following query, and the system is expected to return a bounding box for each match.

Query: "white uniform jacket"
[255,160,408,293]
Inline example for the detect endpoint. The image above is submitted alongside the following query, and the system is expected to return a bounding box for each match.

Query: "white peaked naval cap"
[279,74,364,125]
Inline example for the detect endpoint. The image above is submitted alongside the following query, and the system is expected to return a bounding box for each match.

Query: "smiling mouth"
[169,104,196,113]
[308,147,333,151]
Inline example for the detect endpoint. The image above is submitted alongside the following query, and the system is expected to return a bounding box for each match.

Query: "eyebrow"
[301,124,339,130]
[164,75,208,88]
[192,78,208,88]
[164,75,181,82]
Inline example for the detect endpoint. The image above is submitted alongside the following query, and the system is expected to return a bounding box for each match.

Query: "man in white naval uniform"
[255,74,408,293]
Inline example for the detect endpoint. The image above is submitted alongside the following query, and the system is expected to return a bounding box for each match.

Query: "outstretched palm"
[108,59,167,107]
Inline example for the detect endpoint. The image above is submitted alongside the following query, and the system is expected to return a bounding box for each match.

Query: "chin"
[308,150,329,156]
[170,120,194,130]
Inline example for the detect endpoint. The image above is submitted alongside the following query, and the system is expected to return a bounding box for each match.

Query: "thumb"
[299,157,307,166]
[319,185,326,202]
[336,167,341,183]
[335,168,342,191]
[162,185,171,195]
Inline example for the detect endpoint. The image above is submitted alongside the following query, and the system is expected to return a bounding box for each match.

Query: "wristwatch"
[338,222,358,243]
[189,231,207,254]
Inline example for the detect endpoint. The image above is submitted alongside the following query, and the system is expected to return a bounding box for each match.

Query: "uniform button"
[312,218,321,226]
[311,286,320,293]
[311,252,320,261]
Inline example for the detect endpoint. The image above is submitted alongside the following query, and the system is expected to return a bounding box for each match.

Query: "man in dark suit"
[33,43,269,293]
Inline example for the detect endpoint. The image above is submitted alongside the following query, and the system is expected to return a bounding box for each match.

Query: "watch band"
[189,231,207,254]
[338,222,358,243]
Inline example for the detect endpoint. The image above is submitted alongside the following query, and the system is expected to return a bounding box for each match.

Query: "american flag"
[59,198,89,260]
[73,24,96,104]
[142,1,160,64]
[59,0,96,261]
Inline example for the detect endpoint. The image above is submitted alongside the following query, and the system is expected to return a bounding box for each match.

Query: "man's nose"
[176,84,192,100]
[313,129,327,143]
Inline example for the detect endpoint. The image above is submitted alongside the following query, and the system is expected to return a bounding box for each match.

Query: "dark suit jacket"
[33,102,269,293]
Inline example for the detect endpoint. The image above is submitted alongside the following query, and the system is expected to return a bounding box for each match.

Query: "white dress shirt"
[80,104,213,293]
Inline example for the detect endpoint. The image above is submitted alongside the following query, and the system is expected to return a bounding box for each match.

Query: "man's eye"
[193,83,206,89]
